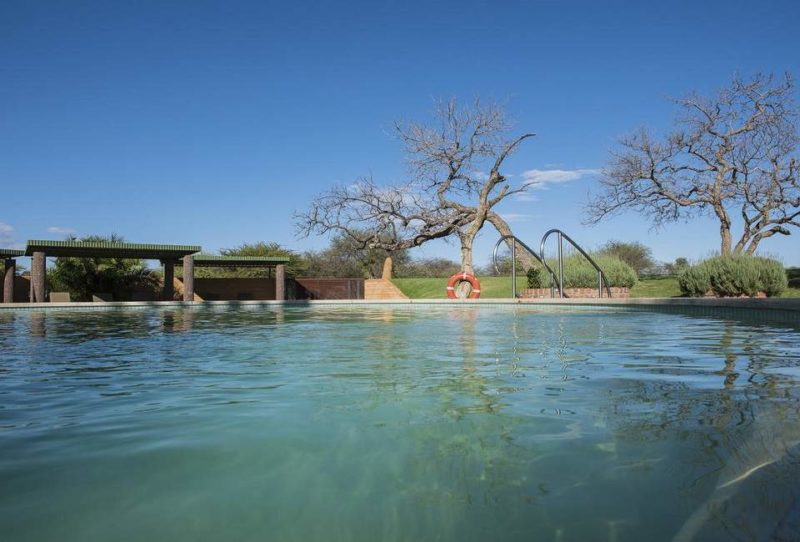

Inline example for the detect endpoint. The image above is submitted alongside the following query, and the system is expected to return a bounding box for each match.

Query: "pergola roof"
[24,240,201,260]
[0,249,25,258]
[178,255,290,267]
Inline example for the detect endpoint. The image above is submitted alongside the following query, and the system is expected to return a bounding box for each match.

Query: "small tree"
[598,240,654,275]
[587,73,799,255]
[296,99,537,274]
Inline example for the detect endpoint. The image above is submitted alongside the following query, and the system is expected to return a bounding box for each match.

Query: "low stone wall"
[293,278,364,300]
[521,287,630,299]
[194,278,276,301]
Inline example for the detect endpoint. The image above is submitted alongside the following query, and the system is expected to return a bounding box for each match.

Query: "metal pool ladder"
[492,229,613,299]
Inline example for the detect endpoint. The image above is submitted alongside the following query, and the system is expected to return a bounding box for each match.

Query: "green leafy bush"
[677,255,787,297]
[677,265,711,297]
[527,267,544,288]
[533,254,637,289]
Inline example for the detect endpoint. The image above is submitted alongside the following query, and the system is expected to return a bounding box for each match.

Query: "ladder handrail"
[539,229,613,298]
[492,235,557,299]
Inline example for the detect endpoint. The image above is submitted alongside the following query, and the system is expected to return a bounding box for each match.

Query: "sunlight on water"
[1,305,799,541]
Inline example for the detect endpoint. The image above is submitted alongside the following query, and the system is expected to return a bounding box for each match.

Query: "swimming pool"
[1,304,799,541]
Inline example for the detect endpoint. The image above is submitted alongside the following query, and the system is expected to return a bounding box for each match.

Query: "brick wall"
[520,287,630,299]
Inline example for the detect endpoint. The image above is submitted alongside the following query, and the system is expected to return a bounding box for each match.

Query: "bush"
[527,267,544,288]
[677,265,711,297]
[532,254,637,289]
[677,255,787,297]
[598,240,654,275]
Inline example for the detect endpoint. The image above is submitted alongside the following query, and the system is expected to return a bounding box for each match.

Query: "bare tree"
[295,99,536,274]
[587,73,799,255]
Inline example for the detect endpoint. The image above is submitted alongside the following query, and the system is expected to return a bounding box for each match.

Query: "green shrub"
[677,255,787,297]
[527,267,544,288]
[536,254,637,289]
[677,265,711,297]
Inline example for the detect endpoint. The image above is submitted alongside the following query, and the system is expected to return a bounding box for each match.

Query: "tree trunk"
[459,233,475,275]
[713,205,733,256]
[487,213,538,271]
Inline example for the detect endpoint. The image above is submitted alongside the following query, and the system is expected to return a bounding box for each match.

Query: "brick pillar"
[30,251,46,302]
[182,255,194,302]
[163,261,174,301]
[3,258,15,303]
[275,264,286,301]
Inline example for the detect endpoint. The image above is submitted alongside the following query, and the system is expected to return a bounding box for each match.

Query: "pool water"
[1,305,799,541]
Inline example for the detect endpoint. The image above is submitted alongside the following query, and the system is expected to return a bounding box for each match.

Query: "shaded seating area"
[1,240,291,303]
[176,255,291,301]
[24,240,201,302]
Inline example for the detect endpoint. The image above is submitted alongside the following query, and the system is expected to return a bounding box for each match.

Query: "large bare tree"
[295,100,536,274]
[587,73,799,255]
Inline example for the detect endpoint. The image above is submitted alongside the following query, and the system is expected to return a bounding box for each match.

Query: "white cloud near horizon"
[47,226,78,237]
[0,222,15,246]
[500,213,535,223]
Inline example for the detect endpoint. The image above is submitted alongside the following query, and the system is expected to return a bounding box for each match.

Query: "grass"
[392,276,800,299]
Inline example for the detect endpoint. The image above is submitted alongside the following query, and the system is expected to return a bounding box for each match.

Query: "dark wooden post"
[30,251,46,302]
[275,264,286,301]
[163,261,174,301]
[3,258,15,303]
[182,255,194,302]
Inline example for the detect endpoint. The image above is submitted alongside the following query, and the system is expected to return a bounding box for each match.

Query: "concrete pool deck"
[1,297,798,311]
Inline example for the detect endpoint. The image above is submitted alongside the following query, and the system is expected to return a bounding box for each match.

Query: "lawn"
[392,276,800,299]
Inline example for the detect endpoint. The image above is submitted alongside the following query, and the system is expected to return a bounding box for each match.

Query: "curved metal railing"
[492,235,556,299]
[539,229,613,298]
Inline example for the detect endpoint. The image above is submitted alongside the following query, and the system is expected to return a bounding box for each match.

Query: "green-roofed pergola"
[25,240,200,260]
[176,255,290,300]
[178,255,291,267]
[24,240,202,302]
[2,249,24,303]
[17,241,290,303]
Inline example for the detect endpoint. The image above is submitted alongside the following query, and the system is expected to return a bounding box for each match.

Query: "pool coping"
[1,297,799,312]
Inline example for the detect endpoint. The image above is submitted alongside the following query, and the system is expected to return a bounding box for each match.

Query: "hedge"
[677,255,787,297]
[527,254,638,289]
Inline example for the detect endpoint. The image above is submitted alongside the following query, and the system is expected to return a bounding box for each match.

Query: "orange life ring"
[446,273,481,299]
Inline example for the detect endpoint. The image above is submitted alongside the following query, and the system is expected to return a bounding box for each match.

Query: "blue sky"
[1,0,798,266]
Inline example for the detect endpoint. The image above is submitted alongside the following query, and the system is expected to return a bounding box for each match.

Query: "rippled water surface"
[1,305,800,541]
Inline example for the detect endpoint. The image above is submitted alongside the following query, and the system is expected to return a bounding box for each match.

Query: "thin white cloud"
[47,226,78,237]
[514,192,539,202]
[500,213,535,223]
[520,168,601,190]
[0,222,15,246]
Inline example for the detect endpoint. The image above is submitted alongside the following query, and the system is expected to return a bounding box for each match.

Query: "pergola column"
[163,261,174,301]
[30,251,46,302]
[3,258,15,303]
[182,255,194,302]
[275,264,286,301]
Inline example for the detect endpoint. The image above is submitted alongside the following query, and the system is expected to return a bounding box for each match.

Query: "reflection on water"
[0,305,799,541]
